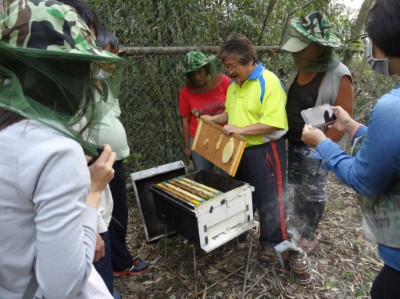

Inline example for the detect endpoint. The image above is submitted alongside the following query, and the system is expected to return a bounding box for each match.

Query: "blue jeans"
[93,231,113,295]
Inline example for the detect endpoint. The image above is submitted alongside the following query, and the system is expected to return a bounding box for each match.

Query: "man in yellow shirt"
[203,33,288,261]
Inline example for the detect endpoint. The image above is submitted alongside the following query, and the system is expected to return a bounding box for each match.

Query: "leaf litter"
[115,173,380,298]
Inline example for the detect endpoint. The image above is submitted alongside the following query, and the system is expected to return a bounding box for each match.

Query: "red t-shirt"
[179,74,231,137]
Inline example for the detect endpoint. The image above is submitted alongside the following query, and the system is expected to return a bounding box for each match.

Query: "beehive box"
[149,168,257,252]
[130,161,186,242]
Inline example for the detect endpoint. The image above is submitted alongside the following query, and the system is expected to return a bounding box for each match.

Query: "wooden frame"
[191,118,247,176]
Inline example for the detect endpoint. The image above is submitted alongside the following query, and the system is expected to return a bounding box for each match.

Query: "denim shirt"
[314,84,400,271]
[316,85,400,197]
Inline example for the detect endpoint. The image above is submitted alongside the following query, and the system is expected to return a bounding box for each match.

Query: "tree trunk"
[257,0,278,46]
[342,0,376,66]
[353,50,368,86]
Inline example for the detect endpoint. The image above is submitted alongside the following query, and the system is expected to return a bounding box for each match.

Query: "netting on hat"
[0,0,124,156]
[282,31,341,73]
[184,62,218,93]
[0,42,124,156]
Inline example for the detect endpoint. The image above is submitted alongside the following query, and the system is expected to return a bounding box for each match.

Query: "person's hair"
[185,64,212,86]
[218,33,257,65]
[57,0,100,37]
[96,26,119,52]
[0,110,24,130]
[366,0,400,57]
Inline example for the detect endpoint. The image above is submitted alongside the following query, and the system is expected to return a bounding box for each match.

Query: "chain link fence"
[85,0,393,177]
[117,47,285,175]
[118,53,186,172]
[85,0,296,175]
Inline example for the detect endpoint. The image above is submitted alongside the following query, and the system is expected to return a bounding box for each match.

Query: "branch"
[244,272,267,297]
[197,266,244,295]
[119,46,280,56]
[342,0,376,65]
[241,244,252,299]
[278,0,320,46]
[257,0,278,46]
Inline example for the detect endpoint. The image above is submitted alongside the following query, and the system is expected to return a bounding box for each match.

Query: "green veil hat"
[281,12,341,72]
[183,51,216,74]
[0,0,124,155]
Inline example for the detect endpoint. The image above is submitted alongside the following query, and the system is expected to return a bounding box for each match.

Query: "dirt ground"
[114,173,381,299]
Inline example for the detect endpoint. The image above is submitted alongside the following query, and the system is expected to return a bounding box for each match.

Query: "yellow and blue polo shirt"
[225,63,288,147]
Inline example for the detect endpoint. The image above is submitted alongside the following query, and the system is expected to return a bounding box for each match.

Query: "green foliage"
[84,0,397,175]
[343,271,355,280]
[123,152,142,165]
[325,278,334,289]
[352,63,398,123]
[88,0,346,49]
[334,198,342,210]
[355,284,370,297]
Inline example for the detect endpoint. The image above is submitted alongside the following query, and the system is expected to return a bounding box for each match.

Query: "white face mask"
[94,69,112,80]
[366,39,390,77]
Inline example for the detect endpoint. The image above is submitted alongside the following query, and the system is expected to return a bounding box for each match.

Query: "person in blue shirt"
[301,0,400,297]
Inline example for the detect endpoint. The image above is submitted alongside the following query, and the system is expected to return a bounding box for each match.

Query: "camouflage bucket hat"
[0,0,122,63]
[281,12,341,52]
[183,51,216,74]
[0,0,123,157]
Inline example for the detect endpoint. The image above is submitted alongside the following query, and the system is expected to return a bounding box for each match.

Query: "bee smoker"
[274,240,313,284]
[288,250,313,284]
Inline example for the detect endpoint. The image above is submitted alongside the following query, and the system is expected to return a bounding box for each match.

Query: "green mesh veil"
[284,41,340,73]
[0,0,124,156]
[185,62,218,94]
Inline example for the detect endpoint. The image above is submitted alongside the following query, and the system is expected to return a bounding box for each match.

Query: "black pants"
[108,160,133,270]
[371,264,400,299]
[235,139,287,248]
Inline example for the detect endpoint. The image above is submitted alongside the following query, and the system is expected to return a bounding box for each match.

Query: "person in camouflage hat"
[0,0,118,298]
[282,12,354,254]
[179,50,231,172]
[301,1,400,297]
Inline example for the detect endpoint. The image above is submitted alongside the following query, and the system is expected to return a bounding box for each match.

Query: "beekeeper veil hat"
[0,0,124,155]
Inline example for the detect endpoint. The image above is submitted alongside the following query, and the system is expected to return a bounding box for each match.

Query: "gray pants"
[288,143,327,240]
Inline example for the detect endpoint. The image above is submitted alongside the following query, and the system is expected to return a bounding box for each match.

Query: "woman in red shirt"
[179,51,231,171]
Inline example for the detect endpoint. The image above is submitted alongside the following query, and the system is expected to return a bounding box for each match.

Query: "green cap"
[281,12,341,52]
[0,0,122,63]
[183,51,215,74]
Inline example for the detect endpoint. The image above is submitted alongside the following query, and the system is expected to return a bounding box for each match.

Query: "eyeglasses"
[224,64,240,71]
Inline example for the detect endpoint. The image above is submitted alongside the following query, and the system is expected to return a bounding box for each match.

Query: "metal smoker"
[274,240,313,284]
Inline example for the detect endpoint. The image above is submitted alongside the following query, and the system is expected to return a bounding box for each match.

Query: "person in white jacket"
[0,1,121,298]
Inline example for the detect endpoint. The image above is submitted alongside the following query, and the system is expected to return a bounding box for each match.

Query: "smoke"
[287,226,301,245]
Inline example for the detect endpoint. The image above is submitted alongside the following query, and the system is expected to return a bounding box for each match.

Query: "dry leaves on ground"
[115,174,381,299]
